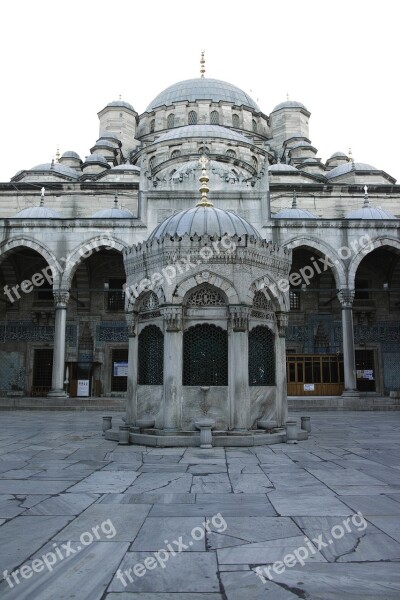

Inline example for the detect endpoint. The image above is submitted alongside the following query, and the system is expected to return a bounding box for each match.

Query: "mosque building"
[0,53,399,424]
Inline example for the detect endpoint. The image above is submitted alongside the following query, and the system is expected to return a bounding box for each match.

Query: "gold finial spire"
[291,189,297,209]
[40,187,45,206]
[348,147,353,162]
[196,155,213,207]
[114,194,119,208]
[200,50,206,78]
[286,92,289,101]
[55,147,60,163]
[363,185,370,207]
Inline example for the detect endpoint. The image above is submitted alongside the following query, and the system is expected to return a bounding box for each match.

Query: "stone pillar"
[338,290,359,397]
[125,311,138,425]
[276,312,289,426]
[161,306,182,431]
[48,289,69,398]
[229,306,250,431]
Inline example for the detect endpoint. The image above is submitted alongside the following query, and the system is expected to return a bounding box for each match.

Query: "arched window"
[185,284,226,307]
[183,324,228,385]
[138,325,164,385]
[232,114,240,128]
[171,149,181,159]
[149,156,156,171]
[252,156,258,170]
[226,149,236,158]
[198,145,210,155]
[252,119,257,133]
[188,110,197,125]
[210,111,219,125]
[150,119,155,133]
[167,113,175,128]
[248,326,275,386]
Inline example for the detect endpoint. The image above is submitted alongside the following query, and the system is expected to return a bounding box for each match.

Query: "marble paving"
[0,410,399,599]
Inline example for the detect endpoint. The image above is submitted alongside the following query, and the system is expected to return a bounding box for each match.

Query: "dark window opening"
[248,325,275,385]
[111,348,128,392]
[138,325,164,385]
[107,278,125,311]
[183,324,228,386]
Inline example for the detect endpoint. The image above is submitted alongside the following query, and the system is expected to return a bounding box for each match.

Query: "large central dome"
[146,78,260,112]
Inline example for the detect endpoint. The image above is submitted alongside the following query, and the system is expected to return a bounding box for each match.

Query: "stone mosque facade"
[0,60,399,427]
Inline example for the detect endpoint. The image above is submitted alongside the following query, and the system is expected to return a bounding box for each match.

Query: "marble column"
[125,311,138,425]
[162,306,182,431]
[338,289,360,397]
[48,289,69,398]
[275,312,289,426]
[229,306,250,431]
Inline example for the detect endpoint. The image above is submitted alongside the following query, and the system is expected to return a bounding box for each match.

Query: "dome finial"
[292,190,297,209]
[40,187,45,207]
[196,155,213,207]
[200,50,206,78]
[286,92,289,101]
[55,147,60,163]
[114,194,119,208]
[363,185,370,208]
[348,147,353,162]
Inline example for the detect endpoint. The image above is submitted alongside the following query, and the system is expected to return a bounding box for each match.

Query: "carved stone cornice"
[229,305,250,332]
[161,306,182,331]
[338,289,355,308]
[276,311,289,337]
[53,289,70,308]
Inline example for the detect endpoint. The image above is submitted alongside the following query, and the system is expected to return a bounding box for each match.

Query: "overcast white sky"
[1,0,399,183]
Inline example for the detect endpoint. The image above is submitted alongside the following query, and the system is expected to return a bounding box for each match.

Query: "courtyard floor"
[0,411,399,599]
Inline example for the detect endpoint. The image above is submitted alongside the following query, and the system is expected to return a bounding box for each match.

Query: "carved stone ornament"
[161,306,182,331]
[53,289,70,308]
[276,311,289,337]
[338,289,355,308]
[229,306,249,332]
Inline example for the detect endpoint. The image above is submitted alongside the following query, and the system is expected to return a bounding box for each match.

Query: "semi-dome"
[271,100,308,113]
[325,162,377,179]
[15,205,62,219]
[268,163,298,172]
[155,125,251,145]
[146,78,260,112]
[273,207,316,219]
[330,151,348,159]
[29,163,80,178]
[148,205,261,241]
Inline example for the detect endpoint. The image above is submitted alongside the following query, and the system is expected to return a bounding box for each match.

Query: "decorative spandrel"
[183,324,228,386]
[138,325,164,385]
[248,325,275,386]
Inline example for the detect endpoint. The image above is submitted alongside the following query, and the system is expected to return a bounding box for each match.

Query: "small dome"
[268,163,298,172]
[155,125,251,145]
[148,205,261,241]
[97,132,121,143]
[325,162,377,179]
[61,151,81,160]
[330,151,348,159]
[273,207,317,219]
[15,205,62,219]
[92,140,117,150]
[290,141,316,151]
[92,206,134,218]
[271,100,308,113]
[109,164,140,172]
[83,153,109,166]
[345,205,397,220]
[29,163,80,178]
[106,100,135,111]
[146,78,260,112]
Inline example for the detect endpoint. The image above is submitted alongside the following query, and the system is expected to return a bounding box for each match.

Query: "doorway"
[32,349,53,396]
[355,349,376,392]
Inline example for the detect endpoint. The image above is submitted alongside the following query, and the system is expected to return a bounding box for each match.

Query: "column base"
[47,389,68,398]
[341,390,360,398]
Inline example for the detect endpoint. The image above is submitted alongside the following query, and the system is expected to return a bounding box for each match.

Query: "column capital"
[229,305,250,332]
[125,310,138,337]
[276,311,289,337]
[338,289,355,308]
[53,289,70,308]
[161,306,182,331]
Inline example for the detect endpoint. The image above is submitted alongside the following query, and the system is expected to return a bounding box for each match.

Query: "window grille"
[183,324,228,385]
[167,113,175,128]
[253,291,273,310]
[139,292,160,319]
[150,119,155,133]
[210,111,219,125]
[226,149,236,158]
[138,325,164,385]
[289,289,300,310]
[252,119,257,133]
[186,285,226,307]
[252,156,258,170]
[198,145,210,155]
[107,278,125,311]
[232,114,240,128]
[171,149,181,159]
[188,111,197,125]
[248,326,275,385]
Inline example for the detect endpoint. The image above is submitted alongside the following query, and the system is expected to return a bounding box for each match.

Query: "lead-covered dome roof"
[155,124,251,145]
[15,205,62,218]
[147,205,261,241]
[146,78,260,112]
